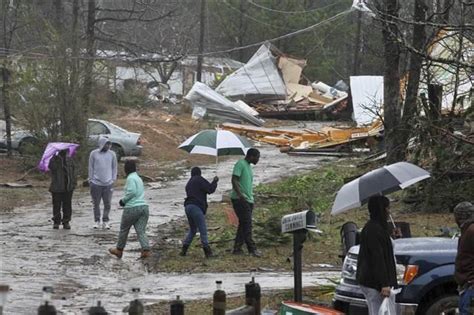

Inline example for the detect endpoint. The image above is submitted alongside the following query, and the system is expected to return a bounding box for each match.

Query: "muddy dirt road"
[0,144,336,314]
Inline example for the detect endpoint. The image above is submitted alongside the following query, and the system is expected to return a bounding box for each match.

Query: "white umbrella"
[178,129,252,164]
[331,162,430,215]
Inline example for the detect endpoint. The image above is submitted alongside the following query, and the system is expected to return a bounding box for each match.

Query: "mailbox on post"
[281,210,319,234]
[281,210,321,303]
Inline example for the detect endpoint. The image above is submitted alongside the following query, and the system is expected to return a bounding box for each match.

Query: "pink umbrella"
[38,142,80,172]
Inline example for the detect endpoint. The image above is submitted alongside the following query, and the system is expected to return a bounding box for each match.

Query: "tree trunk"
[353,11,362,75]
[157,61,178,85]
[81,0,96,138]
[53,0,69,138]
[196,0,206,82]
[380,0,404,163]
[1,65,12,156]
[237,0,245,62]
[69,0,80,137]
[1,0,13,156]
[398,0,427,156]
[449,1,464,114]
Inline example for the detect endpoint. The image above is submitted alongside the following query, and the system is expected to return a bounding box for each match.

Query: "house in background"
[96,50,243,99]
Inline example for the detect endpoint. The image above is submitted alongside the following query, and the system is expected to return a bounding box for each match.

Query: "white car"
[0,119,142,160]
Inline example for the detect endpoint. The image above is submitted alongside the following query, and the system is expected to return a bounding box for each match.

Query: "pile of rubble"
[185,43,350,125]
[221,120,383,155]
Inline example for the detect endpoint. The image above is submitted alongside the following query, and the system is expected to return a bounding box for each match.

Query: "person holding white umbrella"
[356,195,398,315]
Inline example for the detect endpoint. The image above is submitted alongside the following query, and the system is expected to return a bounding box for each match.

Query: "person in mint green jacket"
[109,160,151,259]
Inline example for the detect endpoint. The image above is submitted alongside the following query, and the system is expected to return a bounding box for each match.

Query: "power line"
[247,0,343,14]
[193,8,353,56]
[221,0,296,31]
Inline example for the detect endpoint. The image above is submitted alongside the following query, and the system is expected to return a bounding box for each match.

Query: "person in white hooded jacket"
[88,136,117,229]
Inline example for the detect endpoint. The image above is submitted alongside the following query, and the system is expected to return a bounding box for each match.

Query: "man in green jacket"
[109,160,151,259]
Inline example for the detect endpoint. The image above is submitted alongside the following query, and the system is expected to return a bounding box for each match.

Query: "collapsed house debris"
[216,43,350,120]
[221,120,383,155]
[184,43,350,125]
[185,82,265,126]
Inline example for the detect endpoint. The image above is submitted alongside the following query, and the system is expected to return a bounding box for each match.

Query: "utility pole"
[196,0,206,82]
[353,10,362,75]
[238,0,245,62]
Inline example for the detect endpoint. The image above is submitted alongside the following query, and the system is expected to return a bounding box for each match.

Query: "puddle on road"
[0,143,336,314]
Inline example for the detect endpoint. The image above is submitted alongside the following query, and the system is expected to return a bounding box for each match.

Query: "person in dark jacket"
[356,195,397,314]
[453,201,474,315]
[48,149,76,230]
[180,167,218,258]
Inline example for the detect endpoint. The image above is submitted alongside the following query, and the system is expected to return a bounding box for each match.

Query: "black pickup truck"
[332,237,461,314]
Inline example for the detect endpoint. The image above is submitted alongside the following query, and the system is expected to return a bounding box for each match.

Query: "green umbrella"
[178,129,252,158]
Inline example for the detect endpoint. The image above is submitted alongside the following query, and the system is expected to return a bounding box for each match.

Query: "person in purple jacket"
[179,167,218,258]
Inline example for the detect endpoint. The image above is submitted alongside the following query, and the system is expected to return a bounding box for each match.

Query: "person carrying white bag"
[356,196,399,315]
[378,288,402,315]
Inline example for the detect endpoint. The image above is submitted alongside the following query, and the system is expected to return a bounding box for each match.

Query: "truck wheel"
[111,144,123,161]
[424,294,459,314]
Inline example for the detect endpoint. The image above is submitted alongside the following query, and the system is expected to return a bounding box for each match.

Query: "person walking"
[453,201,474,315]
[230,148,261,257]
[48,149,76,229]
[356,195,397,315]
[179,167,218,258]
[109,160,151,259]
[88,137,117,229]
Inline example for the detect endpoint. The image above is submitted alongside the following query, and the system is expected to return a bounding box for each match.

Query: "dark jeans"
[51,191,73,224]
[183,204,209,247]
[459,287,474,315]
[232,199,256,252]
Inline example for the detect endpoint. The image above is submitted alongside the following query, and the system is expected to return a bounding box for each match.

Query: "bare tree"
[1,0,25,156]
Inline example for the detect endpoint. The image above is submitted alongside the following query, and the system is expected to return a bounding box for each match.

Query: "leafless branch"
[94,8,176,24]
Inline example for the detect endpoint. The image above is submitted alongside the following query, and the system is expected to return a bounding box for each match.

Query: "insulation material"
[278,56,306,85]
[287,83,313,103]
[350,76,384,126]
[312,81,347,99]
[308,92,334,105]
[216,44,287,101]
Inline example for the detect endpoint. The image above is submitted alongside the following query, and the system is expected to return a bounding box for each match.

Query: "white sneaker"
[93,222,100,229]
[103,222,111,230]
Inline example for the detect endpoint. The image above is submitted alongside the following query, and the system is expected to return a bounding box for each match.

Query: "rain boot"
[140,250,151,259]
[179,244,189,257]
[108,248,123,259]
[203,245,215,258]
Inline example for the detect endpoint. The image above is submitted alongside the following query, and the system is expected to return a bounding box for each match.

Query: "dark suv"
[333,237,461,314]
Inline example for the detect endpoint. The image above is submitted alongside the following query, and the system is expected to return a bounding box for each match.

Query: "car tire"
[423,294,459,315]
[111,144,123,161]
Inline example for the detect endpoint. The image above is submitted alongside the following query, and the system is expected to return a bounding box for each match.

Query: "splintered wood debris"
[221,120,383,153]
